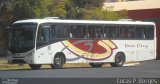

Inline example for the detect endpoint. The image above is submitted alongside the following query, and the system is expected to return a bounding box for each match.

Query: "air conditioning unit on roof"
[118,19,133,21]
[44,17,59,19]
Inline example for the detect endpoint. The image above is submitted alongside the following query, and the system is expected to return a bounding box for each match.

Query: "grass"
[0,60,30,70]
[0,60,111,70]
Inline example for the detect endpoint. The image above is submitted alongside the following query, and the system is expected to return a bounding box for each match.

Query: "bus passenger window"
[70,25,86,38]
[127,27,135,39]
[95,27,103,38]
[120,27,127,39]
[51,25,56,39]
[119,26,135,39]
[55,24,69,38]
[135,26,145,39]
[104,26,119,39]
[145,26,154,39]
[104,26,115,38]
[88,27,94,38]
[79,25,86,38]
[88,25,103,38]
[64,26,69,38]
[104,26,109,38]
[70,25,79,38]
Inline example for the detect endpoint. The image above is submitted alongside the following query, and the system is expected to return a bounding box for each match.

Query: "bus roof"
[13,18,155,26]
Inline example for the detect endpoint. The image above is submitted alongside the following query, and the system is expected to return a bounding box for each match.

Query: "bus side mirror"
[5,27,11,31]
[6,27,11,29]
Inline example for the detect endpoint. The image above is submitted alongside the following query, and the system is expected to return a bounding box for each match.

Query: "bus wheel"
[29,64,41,70]
[52,54,64,69]
[110,53,125,67]
[89,63,104,68]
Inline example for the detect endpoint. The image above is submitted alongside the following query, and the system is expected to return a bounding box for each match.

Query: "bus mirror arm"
[6,27,11,29]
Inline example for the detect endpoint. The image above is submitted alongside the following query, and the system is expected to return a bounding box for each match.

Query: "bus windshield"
[9,23,37,53]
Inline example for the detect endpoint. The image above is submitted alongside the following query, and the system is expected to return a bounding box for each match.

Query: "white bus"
[7,18,156,69]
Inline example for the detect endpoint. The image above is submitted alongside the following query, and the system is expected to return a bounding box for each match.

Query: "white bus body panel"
[33,39,156,64]
[113,40,156,62]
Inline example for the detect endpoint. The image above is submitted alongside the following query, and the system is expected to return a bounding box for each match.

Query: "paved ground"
[0,60,160,84]
[0,60,160,78]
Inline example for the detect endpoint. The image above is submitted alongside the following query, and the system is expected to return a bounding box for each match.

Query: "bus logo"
[62,40,117,61]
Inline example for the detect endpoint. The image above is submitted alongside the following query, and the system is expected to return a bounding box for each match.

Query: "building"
[104,0,160,59]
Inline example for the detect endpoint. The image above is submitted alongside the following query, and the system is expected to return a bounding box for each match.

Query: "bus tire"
[89,63,104,68]
[51,54,64,69]
[29,64,41,70]
[110,53,125,67]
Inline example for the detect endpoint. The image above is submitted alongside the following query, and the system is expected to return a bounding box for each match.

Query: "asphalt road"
[0,60,160,78]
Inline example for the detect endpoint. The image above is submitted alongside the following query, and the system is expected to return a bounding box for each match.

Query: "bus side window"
[42,28,50,43]
[127,27,135,39]
[87,25,103,38]
[95,26,103,38]
[113,26,119,39]
[120,27,127,39]
[145,25,154,40]
[51,25,56,40]
[79,25,86,38]
[70,25,78,38]
[120,26,135,39]
[135,26,145,39]
[88,26,94,38]
[104,26,113,39]
[105,26,119,39]
[37,25,50,47]
[70,25,86,38]
[64,25,69,38]
[55,24,69,38]
[103,27,107,38]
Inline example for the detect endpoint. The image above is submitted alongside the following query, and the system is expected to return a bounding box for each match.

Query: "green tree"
[66,0,127,20]
[71,0,106,8]
[0,0,13,28]
[12,0,32,20]
[27,0,50,18]
[12,0,50,21]
[48,0,69,19]
[0,0,13,56]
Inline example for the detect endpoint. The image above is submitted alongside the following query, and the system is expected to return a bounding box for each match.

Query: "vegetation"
[0,0,128,56]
